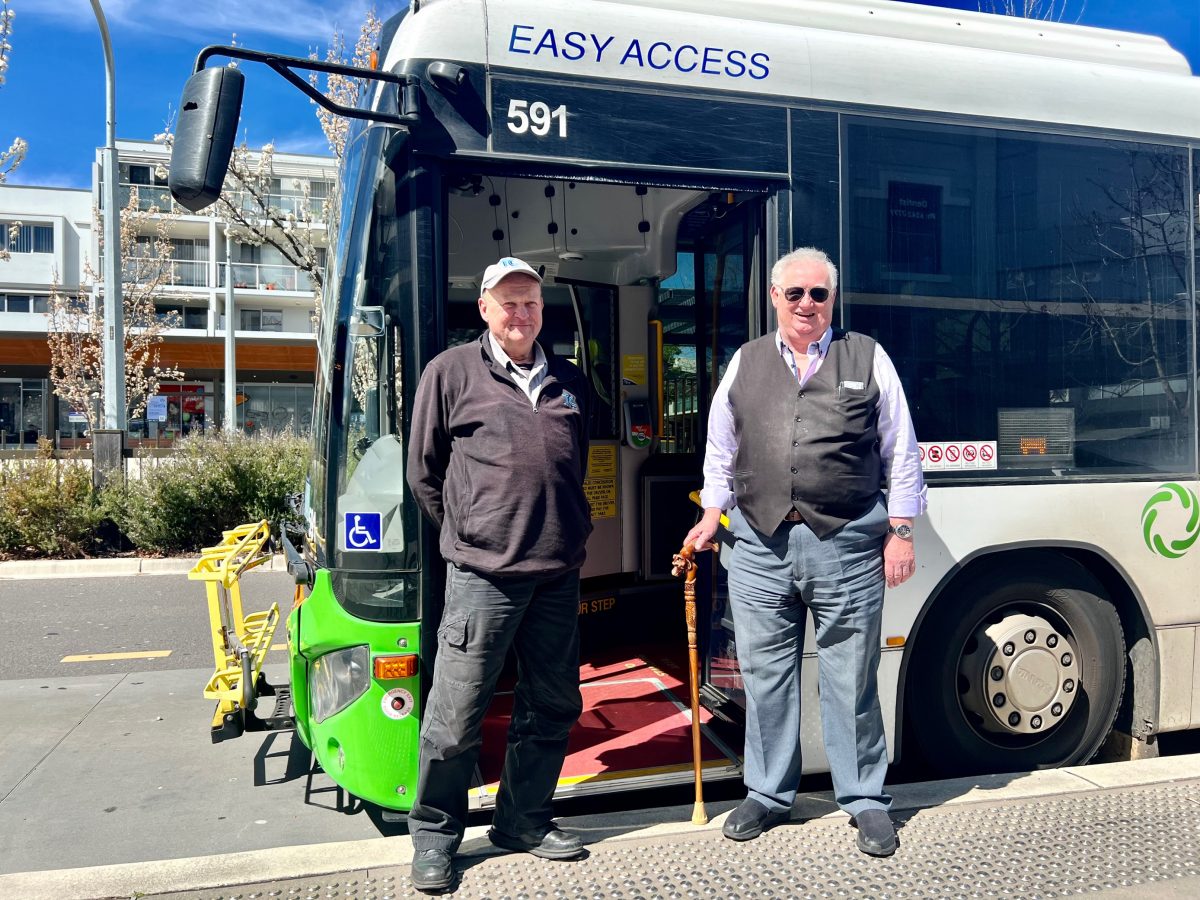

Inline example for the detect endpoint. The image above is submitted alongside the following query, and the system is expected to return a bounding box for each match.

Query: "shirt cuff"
[699,486,734,511]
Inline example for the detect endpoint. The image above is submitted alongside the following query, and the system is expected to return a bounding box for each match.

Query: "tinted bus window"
[842,118,1195,478]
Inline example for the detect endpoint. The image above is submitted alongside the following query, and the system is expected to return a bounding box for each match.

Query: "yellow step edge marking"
[271,644,288,651]
[62,650,173,663]
[477,757,736,795]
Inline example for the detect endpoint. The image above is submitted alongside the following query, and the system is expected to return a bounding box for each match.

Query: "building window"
[241,308,284,332]
[3,223,53,254]
[0,293,50,313]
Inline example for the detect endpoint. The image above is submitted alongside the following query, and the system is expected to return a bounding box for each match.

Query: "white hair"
[771,247,838,293]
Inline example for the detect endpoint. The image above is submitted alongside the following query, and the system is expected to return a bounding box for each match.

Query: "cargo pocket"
[439,612,469,653]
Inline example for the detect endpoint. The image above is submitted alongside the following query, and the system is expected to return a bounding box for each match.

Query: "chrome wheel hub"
[959,613,1081,736]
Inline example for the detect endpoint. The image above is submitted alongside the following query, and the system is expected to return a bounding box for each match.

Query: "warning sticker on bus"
[919,441,998,472]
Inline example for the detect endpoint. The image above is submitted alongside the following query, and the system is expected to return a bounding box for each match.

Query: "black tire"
[906,552,1125,777]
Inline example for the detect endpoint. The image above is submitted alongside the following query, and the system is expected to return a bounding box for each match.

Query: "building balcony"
[123,258,210,288]
[232,191,329,219]
[218,262,320,294]
[116,184,330,223]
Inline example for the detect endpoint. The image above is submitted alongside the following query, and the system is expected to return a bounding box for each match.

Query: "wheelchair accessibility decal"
[344,512,383,551]
[1141,483,1200,559]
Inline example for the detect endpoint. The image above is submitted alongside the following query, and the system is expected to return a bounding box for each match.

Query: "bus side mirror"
[168,66,245,213]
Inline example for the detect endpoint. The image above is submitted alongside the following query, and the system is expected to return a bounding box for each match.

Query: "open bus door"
[441,170,768,804]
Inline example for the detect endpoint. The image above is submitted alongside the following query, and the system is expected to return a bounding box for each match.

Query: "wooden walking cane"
[671,541,717,826]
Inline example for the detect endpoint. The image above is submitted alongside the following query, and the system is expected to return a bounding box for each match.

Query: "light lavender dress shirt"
[698,328,928,519]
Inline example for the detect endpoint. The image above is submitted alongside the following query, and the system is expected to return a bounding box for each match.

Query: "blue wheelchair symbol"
[345,512,382,550]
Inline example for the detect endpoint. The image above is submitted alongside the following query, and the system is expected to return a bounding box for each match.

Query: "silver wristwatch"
[888,523,914,540]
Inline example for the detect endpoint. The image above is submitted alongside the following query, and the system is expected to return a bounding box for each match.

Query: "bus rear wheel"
[906,554,1125,777]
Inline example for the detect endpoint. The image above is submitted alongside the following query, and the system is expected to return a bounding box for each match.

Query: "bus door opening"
[443,172,763,802]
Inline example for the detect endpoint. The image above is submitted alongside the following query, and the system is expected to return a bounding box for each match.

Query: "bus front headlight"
[310,645,370,723]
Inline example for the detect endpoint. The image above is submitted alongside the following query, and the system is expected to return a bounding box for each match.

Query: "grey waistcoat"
[727,331,882,539]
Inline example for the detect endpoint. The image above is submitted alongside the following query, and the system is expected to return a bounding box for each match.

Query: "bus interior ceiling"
[446,175,706,290]
[446,175,746,796]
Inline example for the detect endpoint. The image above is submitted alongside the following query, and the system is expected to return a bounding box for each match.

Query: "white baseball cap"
[481,256,542,291]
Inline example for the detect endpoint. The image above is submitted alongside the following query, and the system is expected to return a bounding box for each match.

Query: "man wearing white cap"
[407,256,593,892]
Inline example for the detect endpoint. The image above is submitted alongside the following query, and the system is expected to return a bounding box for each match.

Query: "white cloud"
[269,131,336,157]
[8,166,91,190]
[28,1,377,44]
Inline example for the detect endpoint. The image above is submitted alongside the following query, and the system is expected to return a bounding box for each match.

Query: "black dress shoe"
[722,798,790,841]
[488,824,585,860]
[853,809,898,857]
[410,848,454,892]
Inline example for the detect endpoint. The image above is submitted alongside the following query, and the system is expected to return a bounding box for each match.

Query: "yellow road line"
[271,643,288,651]
[62,650,173,663]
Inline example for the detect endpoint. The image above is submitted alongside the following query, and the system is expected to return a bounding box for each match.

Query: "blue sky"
[2,0,1198,189]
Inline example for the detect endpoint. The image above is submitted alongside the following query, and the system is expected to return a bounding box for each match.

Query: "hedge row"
[0,433,310,560]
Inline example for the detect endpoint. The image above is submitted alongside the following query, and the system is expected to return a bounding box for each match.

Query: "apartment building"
[0,139,333,449]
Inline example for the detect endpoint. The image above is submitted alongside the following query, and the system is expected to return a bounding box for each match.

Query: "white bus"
[172,0,1200,811]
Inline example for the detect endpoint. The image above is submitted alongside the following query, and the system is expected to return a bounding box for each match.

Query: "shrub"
[0,443,104,559]
[107,431,310,555]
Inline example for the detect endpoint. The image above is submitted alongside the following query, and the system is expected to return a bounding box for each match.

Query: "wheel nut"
[1052,703,1063,716]
[1008,712,1021,726]
[1024,630,1036,644]
[1003,642,1015,656]
[1064,679,1075,693]
[993,693,1006,708]
[1061,652,1073,666]
[1047,634,1059,648]
[1030,715,1043,729]
[990,666,1004,681]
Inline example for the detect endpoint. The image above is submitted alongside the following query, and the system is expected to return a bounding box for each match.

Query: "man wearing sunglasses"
[682,246,926,857]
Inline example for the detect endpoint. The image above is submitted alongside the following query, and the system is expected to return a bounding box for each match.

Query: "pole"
[224,229,237,434]
[90,0,125,432]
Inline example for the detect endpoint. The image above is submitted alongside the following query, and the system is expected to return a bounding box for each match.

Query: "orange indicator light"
[885,636,906,648]
[374,654,418,679]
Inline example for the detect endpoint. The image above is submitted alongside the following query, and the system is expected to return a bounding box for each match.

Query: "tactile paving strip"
[153,781,1200,899]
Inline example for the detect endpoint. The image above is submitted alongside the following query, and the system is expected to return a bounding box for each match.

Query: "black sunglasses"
[781,286,831,303]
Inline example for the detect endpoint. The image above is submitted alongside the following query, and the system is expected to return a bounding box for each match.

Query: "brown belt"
[783,509,804,522]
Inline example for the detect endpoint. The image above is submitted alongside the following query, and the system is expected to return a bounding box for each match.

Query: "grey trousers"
[727,499,891,817]
[408,563,582,853]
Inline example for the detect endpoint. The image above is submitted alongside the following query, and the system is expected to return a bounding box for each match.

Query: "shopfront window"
[236,384,314,436]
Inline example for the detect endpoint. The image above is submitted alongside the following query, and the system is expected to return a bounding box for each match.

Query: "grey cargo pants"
[408,563,583,853]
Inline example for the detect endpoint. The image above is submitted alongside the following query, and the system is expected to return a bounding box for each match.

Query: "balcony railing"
[234,191,328,218]
[218,262,320,293]
[118,182,178,213]
[114,183,331,221]
[123,257,210,288]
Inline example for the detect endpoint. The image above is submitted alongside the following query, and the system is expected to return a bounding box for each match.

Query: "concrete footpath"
[0,554,287,580]
[4,754,1200,900]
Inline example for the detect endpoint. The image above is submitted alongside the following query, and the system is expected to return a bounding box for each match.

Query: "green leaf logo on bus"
[1142,483,1200,559]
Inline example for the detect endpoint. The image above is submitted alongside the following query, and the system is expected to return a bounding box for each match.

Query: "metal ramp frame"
[188,520,293,741]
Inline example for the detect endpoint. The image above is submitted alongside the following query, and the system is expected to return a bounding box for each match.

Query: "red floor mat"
[479,655,730,788]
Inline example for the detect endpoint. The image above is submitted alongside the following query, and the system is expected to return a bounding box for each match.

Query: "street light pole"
[224,228,237,434]
[90,0,125,434]
[88,0,126,486]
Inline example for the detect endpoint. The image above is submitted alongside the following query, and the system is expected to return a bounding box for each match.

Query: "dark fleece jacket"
[406,332,593,576]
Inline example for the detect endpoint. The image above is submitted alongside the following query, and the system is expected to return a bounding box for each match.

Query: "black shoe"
[853,809,898,857]
[721,798,790,841]
[410,848,454,892]
[488,824,585,860]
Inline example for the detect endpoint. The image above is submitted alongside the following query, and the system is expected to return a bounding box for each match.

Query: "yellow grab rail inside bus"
[188,520,280,732]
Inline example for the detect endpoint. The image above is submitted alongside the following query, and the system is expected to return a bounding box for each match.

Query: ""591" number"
[507,100,568,138]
